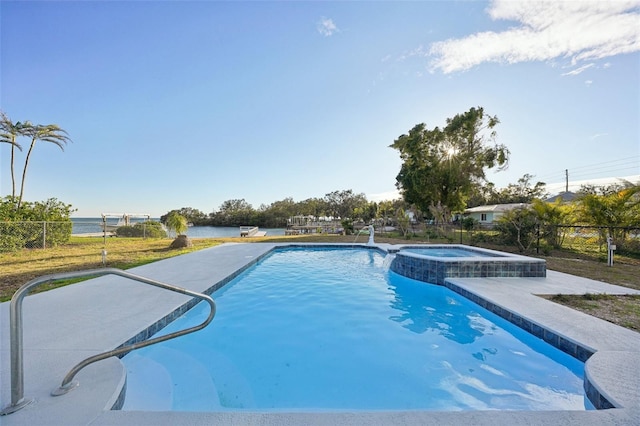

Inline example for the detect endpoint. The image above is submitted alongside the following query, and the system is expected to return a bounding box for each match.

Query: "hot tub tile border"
[443,280,618,410]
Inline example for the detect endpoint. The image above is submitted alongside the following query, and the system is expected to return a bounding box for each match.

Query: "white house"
[464,203,529,225]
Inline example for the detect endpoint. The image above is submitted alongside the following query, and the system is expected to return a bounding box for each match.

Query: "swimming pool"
[121,247,588,412]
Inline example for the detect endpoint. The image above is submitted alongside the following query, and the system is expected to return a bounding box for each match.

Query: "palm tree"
[577,185,640,250]
[165,211,192,248]
[165,211,188,237]
[17,123,71,208]
[0,112,24,199]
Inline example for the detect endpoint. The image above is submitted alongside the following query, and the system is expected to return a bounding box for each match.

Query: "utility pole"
[565,169,569,193]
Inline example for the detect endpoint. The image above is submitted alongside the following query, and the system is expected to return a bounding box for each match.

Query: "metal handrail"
[0,268,216,415]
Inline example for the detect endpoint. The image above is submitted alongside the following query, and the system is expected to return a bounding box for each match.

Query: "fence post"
[607,235,616,267]
[42,222,46,250]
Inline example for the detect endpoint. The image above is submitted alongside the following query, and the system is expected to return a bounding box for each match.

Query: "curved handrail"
[0,268,216,415]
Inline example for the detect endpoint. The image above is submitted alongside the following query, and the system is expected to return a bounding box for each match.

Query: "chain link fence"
[0,220,167,251]
[0,221,73,251]
[554,225,640,256]
[2,220,638,257]
[385,222,640,257]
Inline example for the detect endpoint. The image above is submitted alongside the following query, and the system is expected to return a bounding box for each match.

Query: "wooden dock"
[239,226,267,237]
[74,232,115,237]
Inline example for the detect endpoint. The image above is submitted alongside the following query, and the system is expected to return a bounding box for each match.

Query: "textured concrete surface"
[1,243,639,425]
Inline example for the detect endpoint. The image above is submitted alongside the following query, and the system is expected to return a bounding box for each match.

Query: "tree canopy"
[467,174,547,207]
[390,107,510,218]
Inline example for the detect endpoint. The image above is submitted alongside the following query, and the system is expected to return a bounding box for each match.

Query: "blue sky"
[1,1,639,217]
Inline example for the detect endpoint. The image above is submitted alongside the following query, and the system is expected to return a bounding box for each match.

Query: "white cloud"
[429,0,640,73]
[317,17,339,37]
[561,63,595,76]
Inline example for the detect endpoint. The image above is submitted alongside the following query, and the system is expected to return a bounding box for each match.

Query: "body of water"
[71,218,285,237]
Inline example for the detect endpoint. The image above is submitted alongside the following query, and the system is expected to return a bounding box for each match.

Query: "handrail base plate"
[0,398,35,416]
[51,380,79,397]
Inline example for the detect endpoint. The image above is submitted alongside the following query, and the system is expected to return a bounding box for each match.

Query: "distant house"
[464,203,529,225]
[545,191,577,203]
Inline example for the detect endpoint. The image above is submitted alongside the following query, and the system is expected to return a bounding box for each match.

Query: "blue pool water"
[122,247,589,412]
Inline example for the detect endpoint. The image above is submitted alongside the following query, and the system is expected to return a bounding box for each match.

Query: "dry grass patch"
[541,294,640,332]
[0,237,223,301]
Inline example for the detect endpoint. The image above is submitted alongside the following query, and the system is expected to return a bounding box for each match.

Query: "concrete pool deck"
[1,242,639,425]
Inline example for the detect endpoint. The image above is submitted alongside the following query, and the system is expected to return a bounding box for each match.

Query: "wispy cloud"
[317,17,339,37]
[561,63,595,76]
[398,45,426,61]
[590,132,608,140]
[429,0,640,74]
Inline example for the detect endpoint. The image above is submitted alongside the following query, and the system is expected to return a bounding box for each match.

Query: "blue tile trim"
[110,376,127,410]
[584,379,615,409]
[390,250,546,285]
[443,280,614,410]
[113,248,273,356]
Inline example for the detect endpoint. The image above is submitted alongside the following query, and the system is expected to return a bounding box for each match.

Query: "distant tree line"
[160,177,555,231]
[161,190,407,229]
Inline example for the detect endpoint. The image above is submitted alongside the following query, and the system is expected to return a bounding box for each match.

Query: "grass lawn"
[1,233,638,332]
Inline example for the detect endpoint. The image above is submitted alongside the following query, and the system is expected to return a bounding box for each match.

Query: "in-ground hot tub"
[389,244,546,285]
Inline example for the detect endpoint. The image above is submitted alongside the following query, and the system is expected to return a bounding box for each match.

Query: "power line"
[569,166,639,180]
[564,155,640,173]
[536,156,640,182]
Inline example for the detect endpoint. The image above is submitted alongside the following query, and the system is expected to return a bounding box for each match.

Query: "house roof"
[464,203,529,213]
[545,191,577,203]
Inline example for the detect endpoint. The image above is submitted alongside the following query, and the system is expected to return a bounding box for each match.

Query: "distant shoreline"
[70,219,286,237]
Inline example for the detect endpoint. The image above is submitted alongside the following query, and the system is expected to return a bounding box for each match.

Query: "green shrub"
[116,221,167,238]
[0,233,26,252]
[494,207,539,252]
[0,197,74,249]
[341,219,354,235]
[470,232,493,244]
[462,217,478,231]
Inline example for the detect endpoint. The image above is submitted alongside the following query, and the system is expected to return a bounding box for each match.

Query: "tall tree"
[391,107,509,220]
[297,197,326,218]
[214,198,255,226]
[489,174,547,204]
[323,189,368,219]
[18,123,71,208]
[0,112,25,198]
